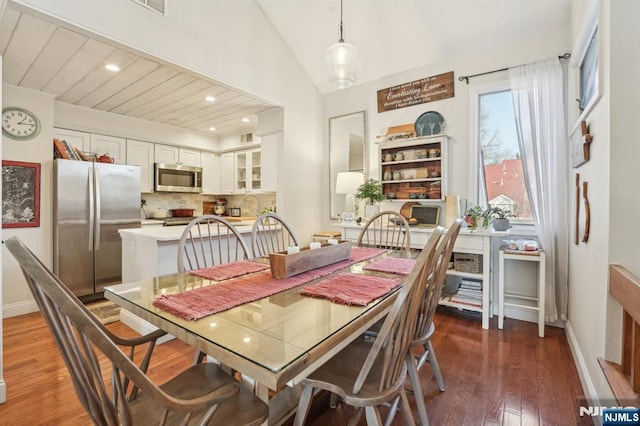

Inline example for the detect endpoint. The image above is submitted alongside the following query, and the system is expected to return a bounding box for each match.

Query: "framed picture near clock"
[2,160,41,228]
[2,106,41,140]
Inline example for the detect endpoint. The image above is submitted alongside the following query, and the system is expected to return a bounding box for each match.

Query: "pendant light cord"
[338,0,344,42]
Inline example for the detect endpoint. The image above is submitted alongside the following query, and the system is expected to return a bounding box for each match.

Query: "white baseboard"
[2,300,39,318]
[565,320,602,426]
[0,378,6,404]
[119,309,174,344]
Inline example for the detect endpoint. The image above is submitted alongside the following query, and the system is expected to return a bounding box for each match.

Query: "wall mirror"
[329,111,368,220]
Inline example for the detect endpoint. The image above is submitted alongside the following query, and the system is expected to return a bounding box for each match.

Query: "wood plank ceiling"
[0,6,278,137]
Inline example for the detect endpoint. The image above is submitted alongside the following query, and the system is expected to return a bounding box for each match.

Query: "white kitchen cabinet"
[235,149,263,192]
[200,151,219,194]
[154,144,179,164]
[126,139,155,193]
[90,134,126,164]
[154,144,201,167]
[54,129,126,163]
[55,128,90,152]
[179,148,201,167]
[220,153,235,194]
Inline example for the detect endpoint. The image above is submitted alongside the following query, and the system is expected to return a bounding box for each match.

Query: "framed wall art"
[2,160,41,228]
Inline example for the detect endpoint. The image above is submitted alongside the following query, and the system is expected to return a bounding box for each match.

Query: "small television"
[409,205,441,227]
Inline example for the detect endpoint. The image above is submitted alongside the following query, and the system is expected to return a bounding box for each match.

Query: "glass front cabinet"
[235,149,262,192]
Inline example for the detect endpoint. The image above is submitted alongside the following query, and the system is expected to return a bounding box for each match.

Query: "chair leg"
[293,385,314,426]
[384,396,400,426]
[426,340,445,392]
[364,406,383,425]
[398,389,417,426]
[330,392,340,408]
[406,353,429,425]
[349,407,364,426]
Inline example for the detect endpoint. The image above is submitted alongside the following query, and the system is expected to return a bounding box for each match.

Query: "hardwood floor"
[0,306,590,425]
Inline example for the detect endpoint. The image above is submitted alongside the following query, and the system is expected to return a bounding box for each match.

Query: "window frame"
[469,80,536,232]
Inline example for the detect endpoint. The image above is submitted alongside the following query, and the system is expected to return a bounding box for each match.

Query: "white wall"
[55,102,218,151]
[565,0,640,407]
[1,84,55,317]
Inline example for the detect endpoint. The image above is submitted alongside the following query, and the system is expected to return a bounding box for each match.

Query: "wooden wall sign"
[377,71,454,113]
[571,120,593,168]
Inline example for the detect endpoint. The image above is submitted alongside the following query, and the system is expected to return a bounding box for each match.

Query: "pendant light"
[325,0,357,89]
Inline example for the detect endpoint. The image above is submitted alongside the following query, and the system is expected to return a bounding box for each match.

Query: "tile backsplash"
[142,192,276,218]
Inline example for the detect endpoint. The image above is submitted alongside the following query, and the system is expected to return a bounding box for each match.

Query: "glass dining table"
[104,247,412,423]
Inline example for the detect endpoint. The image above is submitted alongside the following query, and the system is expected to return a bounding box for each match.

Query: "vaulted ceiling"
[1,0,572,137]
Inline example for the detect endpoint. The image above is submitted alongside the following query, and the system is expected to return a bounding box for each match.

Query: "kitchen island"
[119,222,255,281]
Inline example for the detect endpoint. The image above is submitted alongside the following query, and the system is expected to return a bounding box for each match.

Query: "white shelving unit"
[336,224,495,329]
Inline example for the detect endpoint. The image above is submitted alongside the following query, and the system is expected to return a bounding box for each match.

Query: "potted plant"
[464,205,492,231]
[488,206,514,231]
[356,179,385,218]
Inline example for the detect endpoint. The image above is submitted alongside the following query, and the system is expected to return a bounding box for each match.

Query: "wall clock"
[2,107,41,140]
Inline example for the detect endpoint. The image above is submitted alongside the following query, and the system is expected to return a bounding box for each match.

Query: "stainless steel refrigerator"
[53,159,141,301]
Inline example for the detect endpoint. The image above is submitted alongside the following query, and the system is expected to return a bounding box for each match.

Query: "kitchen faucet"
[241,193,261,216]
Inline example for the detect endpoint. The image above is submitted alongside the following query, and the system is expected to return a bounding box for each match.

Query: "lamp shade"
[335,172,364,194]
[325,41,357,90]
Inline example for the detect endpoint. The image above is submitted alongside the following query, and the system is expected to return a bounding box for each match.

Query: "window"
[472,83,534,225]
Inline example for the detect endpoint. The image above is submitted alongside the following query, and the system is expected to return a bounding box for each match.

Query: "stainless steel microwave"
[154,163,202,193]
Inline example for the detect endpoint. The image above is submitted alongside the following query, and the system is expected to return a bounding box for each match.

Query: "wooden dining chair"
[357,211,412,258]
[250,212,299,257]
[4,236,269,426]
[177,215,252,364]
[294,227,444,426]
[177,215,252,273]
[386,219,462,425]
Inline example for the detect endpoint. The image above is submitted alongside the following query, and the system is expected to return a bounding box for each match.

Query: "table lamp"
[336,172,364,223]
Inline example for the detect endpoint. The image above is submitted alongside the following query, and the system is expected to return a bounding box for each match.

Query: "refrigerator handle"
[88,167,95,251]
[94,167,101,250]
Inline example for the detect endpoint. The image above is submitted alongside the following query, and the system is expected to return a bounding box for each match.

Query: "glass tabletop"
[104,251,407,384]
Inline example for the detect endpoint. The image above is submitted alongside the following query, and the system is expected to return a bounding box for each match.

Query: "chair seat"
[130,363,268,426]
[303,337,407,407]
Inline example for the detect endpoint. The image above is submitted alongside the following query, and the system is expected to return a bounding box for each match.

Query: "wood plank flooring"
[0,306,590,425]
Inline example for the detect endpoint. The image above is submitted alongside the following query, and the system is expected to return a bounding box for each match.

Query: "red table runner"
[299,273,400,306]
[362,257,416,276]
[188,261,270,281]
[152,247,385,320]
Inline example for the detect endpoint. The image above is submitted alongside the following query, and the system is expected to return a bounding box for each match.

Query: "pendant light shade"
[326,0,357,89]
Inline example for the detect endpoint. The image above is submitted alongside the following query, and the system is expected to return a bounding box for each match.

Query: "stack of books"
[53,138,87,161]
[451,279,483,307]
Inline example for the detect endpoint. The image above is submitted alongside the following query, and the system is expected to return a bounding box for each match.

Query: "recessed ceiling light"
[208,126,217,131]
[105,63,120,72]
[205,95,216,102]
[241,117,250,123]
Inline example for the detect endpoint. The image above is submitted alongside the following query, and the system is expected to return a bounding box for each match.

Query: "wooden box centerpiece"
[269,241,352,279]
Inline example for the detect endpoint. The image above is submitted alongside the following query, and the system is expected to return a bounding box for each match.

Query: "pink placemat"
[188,261,270,281]
[153,247,385,320]
[300,273,400,306]
[363,257,416,276]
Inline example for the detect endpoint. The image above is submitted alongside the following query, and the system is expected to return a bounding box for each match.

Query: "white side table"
[498,249,546,338]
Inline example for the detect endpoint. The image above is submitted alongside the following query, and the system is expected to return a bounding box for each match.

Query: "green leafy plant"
[356,179,385,206]
[464,205,491,230]
[487,206,513,219]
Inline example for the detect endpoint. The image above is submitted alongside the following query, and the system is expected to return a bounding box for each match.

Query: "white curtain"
[509,58,569,322]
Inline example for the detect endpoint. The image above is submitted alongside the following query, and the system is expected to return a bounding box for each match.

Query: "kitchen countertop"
[119,222,255,243]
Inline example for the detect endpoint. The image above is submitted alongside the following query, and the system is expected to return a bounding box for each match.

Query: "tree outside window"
[478,89,534,225]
